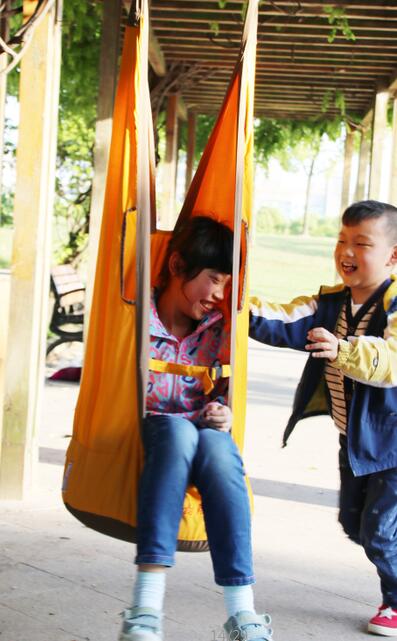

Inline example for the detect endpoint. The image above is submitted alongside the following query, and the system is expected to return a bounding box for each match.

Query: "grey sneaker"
[118,606,162,641]
[223,610,273,641]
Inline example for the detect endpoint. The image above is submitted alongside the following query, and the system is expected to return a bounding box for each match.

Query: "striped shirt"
[324,300,375,434]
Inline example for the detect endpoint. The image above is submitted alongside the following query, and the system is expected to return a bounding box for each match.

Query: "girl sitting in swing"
[118,216,273,641]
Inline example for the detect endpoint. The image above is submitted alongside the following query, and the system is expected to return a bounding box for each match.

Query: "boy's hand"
[201,402,232,432]
[306,327,339,361]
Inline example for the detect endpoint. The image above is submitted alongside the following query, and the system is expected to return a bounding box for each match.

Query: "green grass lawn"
[249,234,337,302]
[0,228,13,269]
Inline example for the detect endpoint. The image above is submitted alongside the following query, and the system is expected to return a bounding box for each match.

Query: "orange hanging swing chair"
[62,0,259,551]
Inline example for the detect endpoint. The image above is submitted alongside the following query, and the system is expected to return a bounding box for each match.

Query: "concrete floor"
[0,342,381,641]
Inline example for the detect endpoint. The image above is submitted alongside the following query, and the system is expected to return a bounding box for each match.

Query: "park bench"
[47,264,85,355]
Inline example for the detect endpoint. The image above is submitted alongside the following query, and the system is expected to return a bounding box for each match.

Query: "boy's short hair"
[342,200,397,243]
[159,216,234,289]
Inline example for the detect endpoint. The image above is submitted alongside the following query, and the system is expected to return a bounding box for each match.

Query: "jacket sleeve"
[249,294,319,351]
[330,308,397,388]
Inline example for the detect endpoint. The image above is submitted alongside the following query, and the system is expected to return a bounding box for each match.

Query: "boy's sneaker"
[224,610,273,641]
[368,605,397,636]
[118,606,162,641]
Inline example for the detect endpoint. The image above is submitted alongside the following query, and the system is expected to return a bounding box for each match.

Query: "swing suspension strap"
[148,359,231,395]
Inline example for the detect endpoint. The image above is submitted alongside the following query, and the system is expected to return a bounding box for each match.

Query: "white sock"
[132,570,166,612]
[223,585,255,617]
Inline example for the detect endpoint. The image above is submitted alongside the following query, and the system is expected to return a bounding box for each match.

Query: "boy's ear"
[168,251,185,276]
[388,245,397,266]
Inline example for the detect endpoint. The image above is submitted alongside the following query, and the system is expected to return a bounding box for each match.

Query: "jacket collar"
[345,278,392,332]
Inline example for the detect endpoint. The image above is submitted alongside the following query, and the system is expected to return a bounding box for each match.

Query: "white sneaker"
[118,606,162,641]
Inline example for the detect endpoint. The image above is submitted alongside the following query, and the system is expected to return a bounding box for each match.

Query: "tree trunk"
[302,154,317,235]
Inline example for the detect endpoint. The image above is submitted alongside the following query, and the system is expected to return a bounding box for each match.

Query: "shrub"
[255,206,287,234]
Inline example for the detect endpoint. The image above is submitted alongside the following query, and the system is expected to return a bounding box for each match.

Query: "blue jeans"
[339,437,397,608]
[136,414,254,586]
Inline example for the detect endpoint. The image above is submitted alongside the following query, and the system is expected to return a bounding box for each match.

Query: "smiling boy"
[250,200,397,636]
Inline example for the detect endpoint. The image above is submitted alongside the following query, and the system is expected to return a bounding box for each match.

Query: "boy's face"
[334,216,397,302]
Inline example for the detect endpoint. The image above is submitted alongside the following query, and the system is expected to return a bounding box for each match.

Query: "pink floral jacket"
[146,292,229,423]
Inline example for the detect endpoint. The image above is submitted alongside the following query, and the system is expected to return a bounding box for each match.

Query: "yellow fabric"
[62,0,258,546]
[148,358,231,395]
[331,276,397,387]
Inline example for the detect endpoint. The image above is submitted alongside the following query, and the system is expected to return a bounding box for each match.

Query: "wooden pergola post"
[355,128,371,201]
[84,0,122,335]
[0,1,10,202]
[0,0,63,499]
[340,129,355,214]
[185,111,196,196]
[390,95,397,206]
[159,93,179,230]
[369,88,389,200]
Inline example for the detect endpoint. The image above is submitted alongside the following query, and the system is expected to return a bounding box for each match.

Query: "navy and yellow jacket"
[249,276,397,476]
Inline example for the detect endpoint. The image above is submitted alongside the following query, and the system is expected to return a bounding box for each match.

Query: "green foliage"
[178,114,216,165]
[5,0,103,263]
[321,89,346,118]
[195,115,216,162]
[255,207,339,239]
[255,206,287,234]
[55,0,102,263]
[254,117,343,168]
[0,192,14,227]
[60,1,103,119]
[308,215,339,237]
[53,195,90,265]
[209,21,220,36]
[324,5,356,43]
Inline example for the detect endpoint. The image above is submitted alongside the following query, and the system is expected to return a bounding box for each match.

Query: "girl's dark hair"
[158,216,233,290]
[342,200,397,243]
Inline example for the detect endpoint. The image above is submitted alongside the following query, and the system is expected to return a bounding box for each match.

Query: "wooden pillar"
[390,96,397,206]
[0,1,10,200]
[84,0,122,336]
[340,130,354,215]
[355,128,371,201]
[0,0,63,499]
[159,93,179,230]
[369,89,389,199]
[185,111,196,196]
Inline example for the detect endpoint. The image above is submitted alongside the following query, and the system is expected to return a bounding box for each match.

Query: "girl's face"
[176,268,231,321]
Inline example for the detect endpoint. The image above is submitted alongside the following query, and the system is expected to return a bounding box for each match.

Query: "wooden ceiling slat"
[144,1,397,118]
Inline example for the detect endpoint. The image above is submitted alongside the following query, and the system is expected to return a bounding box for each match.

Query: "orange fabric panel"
[63,23,146,529]
[63,0,258,546]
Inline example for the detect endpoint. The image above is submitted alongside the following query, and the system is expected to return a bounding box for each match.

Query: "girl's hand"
[201,402,232,432]
[306,327,339,361]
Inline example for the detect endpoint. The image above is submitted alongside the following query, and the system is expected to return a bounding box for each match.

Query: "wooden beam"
[177,96,187,121]
[0,0,62,499]
[369,89,389,199]
[159,93,179,230]
[390,96,397,205]
[340,130,355,214]
[85,0,122,336]
[355,128,371,201]
[149,24,166,77]
[185,111,196,195]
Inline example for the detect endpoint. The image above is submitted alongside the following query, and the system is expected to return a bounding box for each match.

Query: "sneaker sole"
[118,632,162,641]
[368,622,397,636]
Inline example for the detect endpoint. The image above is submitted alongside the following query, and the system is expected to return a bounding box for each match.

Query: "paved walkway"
[0,342,380,641]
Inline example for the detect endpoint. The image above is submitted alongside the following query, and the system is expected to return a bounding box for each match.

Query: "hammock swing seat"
[62,0,259,552]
